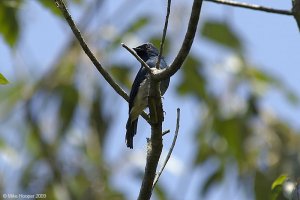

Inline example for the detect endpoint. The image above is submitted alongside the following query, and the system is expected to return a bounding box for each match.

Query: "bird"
[126,43,170,149]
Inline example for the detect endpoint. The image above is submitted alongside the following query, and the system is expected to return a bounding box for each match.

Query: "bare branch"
[138,80,164,200]
[121,43,153,73]
[152,108,180,190]
[154,0,204,81]
[156,0,172,69]
[162,129,170,136]
[204,0,293,16]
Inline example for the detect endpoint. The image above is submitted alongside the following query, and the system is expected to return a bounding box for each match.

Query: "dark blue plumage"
[126,43,170,149]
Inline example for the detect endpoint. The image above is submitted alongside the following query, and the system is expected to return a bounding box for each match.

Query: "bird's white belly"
[129,78,150,122]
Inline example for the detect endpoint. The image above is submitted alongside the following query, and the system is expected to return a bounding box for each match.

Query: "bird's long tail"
[126,117,138,149]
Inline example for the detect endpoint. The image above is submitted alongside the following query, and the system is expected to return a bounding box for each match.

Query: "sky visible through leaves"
[0,1,299,200]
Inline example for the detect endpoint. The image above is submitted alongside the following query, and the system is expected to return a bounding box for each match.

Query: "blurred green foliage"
[0,1,299,200]
[271,174,287,200]
[0,0,21,47]
[0,73,9,84]
[38,0,63,16]
[202,20,242,51]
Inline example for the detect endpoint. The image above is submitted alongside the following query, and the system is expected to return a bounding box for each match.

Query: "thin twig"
[156,0,172,69]
[52,0,151,122]
[152,108,180,189]
[153,0,204,81]
[121,43,153,73]
[162,129,170,136]
[204,0,293,16]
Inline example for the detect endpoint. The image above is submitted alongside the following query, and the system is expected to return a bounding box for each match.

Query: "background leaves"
[202,20,242,51]
[0,0,20,47]
[0,1,299,200]
[0,73,9,84]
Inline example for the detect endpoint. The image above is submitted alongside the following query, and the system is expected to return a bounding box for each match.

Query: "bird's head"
[133,43,159,61]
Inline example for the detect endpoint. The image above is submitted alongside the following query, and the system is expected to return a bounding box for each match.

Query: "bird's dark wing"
[128,56,166,110]
[128,66,148,112]
[126,65,148,149]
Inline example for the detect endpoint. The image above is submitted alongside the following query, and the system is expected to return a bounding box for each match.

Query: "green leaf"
[271,174,288,200]
[149,36,170,56]
[201,20,242,51]
[154,184,168,200]
[246,67,278,84]
[57,85,79,131]
[37,0,62,17]
[213,117,244,160]
[271,174,287,190]
[127,17,150,33]
[194,142,215,164]
[109,66,131,88]
[89,92,109,147]
[20,161,36,188]
[0,1,21,47]
[111,17,150,50]
[0,138,5,149]
[284,89,299,105]
[201,167,224,195]
[245,66,299,105]
[0,73,9,84]
[176,56,207,101]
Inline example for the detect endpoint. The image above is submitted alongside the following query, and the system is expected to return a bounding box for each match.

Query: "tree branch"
[154,0,204,81]
[134,2,174,200]
[156,0,172,69]
[137,1,203,199]
[135,1,174,192]
[52,0,152,122]
[152,108,180,189]
[138,79,163,200]
[204,0,293,16]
